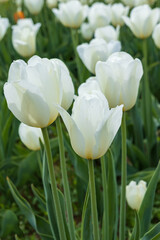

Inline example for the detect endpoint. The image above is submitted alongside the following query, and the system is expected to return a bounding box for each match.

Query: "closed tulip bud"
[12,19,41,58]
[24,0,44,15]
[19,123,43,150]
[0,16,9,41]
[78,77,101,96]
[53,0,88,28]
[123,5,159,39]
[152,24,160,49]
[80,22,94,40]
[111,3,129,27]
[126,180,147,210]
[96,52,143,111]
[77,38,121,74]
[52,59,74,110]
[57,91,123,159]
[95,25,120,43]
[88,3,111,31]
[47,0,57,8]
[4,55,63,128]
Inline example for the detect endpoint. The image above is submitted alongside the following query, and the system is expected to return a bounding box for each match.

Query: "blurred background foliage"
[0,0,160,239]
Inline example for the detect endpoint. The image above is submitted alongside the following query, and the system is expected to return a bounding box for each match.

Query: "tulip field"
[1,0,160,239]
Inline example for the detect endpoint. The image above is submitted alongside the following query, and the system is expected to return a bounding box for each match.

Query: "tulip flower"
[123,5,159,39]
[57,91,123,159]
[19,123,43,150]
[88,3,111,31]
[80,22,94,40]
[77,38,121,74]
[4,55,63,128]
[95,25,120,43]
[46,0,57,8]
[152,24,160,49]
[24,0,44,15]
[52,58,74,110]
[78,77,101,96]
[96,52,143,111]
[0,16,9,41]
[126,180,147,210]
[111,3,129,27]
[52,0,88,28]
[12,19,41,58]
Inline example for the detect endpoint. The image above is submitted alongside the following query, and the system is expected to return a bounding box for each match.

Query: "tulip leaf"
[7,177,53,240]
[31,184,46,211]
[131,161,160,238]
[81,185,93,240]
[107,150,118,240]
[140,222,160,240]
[0,210,22,237]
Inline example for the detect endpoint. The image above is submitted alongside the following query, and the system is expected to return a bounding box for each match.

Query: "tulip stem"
[71,28,83,83]
[41,128,67,240]
[142,39,152,164]
[119,112,127,240]
[88,159,100,240]
[56,117,76,240]
[101,155,109,240]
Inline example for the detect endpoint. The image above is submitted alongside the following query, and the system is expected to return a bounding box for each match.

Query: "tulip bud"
[126,180,147,210]
[12,19,41,58]
[95,25,120,43]
[77,38,121,74]
[24,0,44,15]
[57,91,123,160]
[0,16,9,41]
[96,52,143,111]
[152,24,160,49]
[123,5,159,39]
[53,0,88,28]
[88,3,111,31]
[19,123,43,150]
[4,55,63,128]
[46,0,57,8]
[111,3,129,27]
[80,22,94,41]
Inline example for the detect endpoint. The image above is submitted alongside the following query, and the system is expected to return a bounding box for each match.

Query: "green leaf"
[7,177,53,240]
[141,222,160,240]
[31,184,46,211]
[0,210,22,237]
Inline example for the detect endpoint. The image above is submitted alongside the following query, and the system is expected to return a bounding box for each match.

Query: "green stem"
[81,184,89,240]
[100,155,109,240]
[142,39,152,164]
[56,117,76,240]
[88,160,100,240]
[71,28,83,83]
[41,128,67,240]
[119,112,127,240]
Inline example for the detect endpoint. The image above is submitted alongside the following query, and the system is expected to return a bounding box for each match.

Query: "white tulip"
[126,180,147,210]
[53,0,88,28]
[46,0,57,8]
[96,52,143,111]
[0,16,9,41]
[152,24,160,49]
[12,19,41,58]
[78,77,101,96]
[4,55,63,128]
[19,123,43,150]
[123,5,159,39]
[111,3,129,27]
[77,38,121,74]
[24,0,44,15]
[57,91,123,159]
[80,22,94,40]
[95,25,120,43]
[88,3,111,31]
[52,59,74,110]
